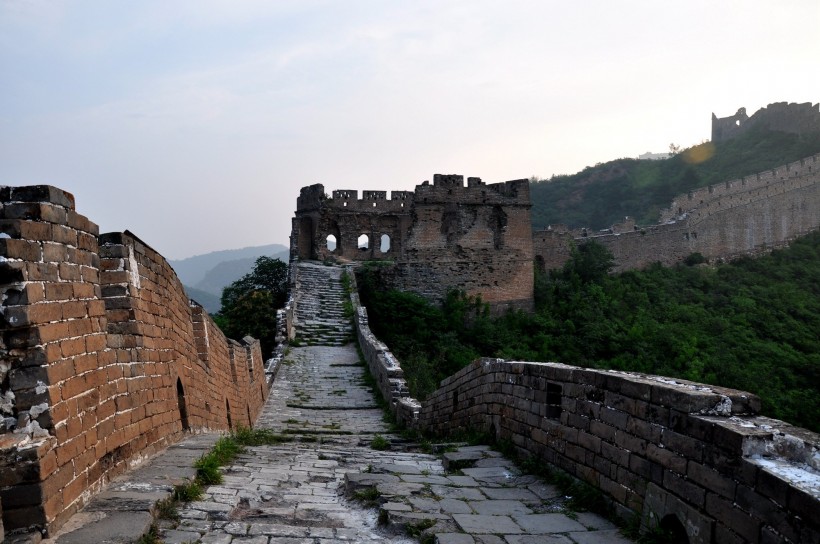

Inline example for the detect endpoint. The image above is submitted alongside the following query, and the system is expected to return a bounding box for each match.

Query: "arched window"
[358,234,369,250]
[380,234,391,253]
[326,234,337,251]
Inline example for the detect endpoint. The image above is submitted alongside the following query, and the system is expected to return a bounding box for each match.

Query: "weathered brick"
[662,429,704,461]
[687,461,736,499]
[706,492,762,543]
[646,443,687,474]
[664,470,706,508]
[0,238,42,261]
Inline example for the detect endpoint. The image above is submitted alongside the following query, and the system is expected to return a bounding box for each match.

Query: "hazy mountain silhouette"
[170,243,289,314]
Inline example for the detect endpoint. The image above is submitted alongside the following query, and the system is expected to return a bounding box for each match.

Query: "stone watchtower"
[712,102,820,143]
[291,175,534,313]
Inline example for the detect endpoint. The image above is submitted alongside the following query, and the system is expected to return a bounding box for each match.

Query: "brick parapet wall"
[417,358,820,544]
[347,267,820,543]
[0,186,268,536]
[534,153,820,273]
[348,278,820,542]
[346,268,420,426]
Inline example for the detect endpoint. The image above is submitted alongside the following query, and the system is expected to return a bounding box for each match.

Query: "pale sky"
[1,1,818,260]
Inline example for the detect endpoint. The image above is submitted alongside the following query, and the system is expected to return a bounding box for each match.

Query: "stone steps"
[292,262,354,346]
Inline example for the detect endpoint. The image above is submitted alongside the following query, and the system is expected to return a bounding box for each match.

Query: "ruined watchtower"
[291,175,534,313]
[712,102,820,143]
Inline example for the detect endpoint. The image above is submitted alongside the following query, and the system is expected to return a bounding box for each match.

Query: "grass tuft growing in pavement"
[136,523,162,544]
[352,487,381,507]
[232,426,294,446]
[173,480,203,502]
[370,434,391,450]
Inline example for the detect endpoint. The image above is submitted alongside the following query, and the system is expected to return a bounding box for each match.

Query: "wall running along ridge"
[291,174,534,313]
[0,186,269,536]
[711,102,820,143]
[348,281,820,544]
[533,153,820,273]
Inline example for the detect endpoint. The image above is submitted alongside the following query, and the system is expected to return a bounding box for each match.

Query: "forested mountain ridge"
[530,125,820,231]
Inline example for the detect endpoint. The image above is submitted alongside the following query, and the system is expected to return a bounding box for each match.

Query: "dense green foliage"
[530,126,820,230]
[214,256,288,357]
[358,234,820,432]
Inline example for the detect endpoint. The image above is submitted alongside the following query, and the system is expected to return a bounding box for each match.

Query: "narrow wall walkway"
[39,262,634,544]
[171,342,421,543]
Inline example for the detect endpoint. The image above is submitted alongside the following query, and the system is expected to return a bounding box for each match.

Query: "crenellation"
[433,173,464,188]
[292,174,534,312]
[361,190,386,200]
[331,189,357,200]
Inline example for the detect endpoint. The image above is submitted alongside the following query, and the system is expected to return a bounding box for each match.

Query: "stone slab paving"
[345,443,635,543]
[166,342,420,543]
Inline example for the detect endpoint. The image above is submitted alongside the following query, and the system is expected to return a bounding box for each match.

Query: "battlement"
[291,173,534,312]
[660,152,820,222]
[415,175,531,205]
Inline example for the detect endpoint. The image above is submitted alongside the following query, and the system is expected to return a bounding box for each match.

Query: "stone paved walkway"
[164,340,632,544]
[159,263,634,544]
[169,343,419,544]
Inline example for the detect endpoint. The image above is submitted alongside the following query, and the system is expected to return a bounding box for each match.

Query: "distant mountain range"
[169,243,289,313]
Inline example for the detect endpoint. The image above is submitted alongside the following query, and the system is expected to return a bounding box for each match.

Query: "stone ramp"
[257,345,386,438]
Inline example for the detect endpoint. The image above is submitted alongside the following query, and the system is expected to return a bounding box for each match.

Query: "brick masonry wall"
[0,186,268,535]
[417,358,820,544]
[534,153,820,273]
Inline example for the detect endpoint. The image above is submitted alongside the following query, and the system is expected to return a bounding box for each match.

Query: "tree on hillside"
[562,241,615,284]
[215,256,288,357]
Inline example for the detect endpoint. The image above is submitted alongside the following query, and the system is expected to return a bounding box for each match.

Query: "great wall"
[534,152,820,273]
[1,103,819,542]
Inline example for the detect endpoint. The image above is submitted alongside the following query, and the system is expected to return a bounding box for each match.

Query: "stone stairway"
[293,262,354,346]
